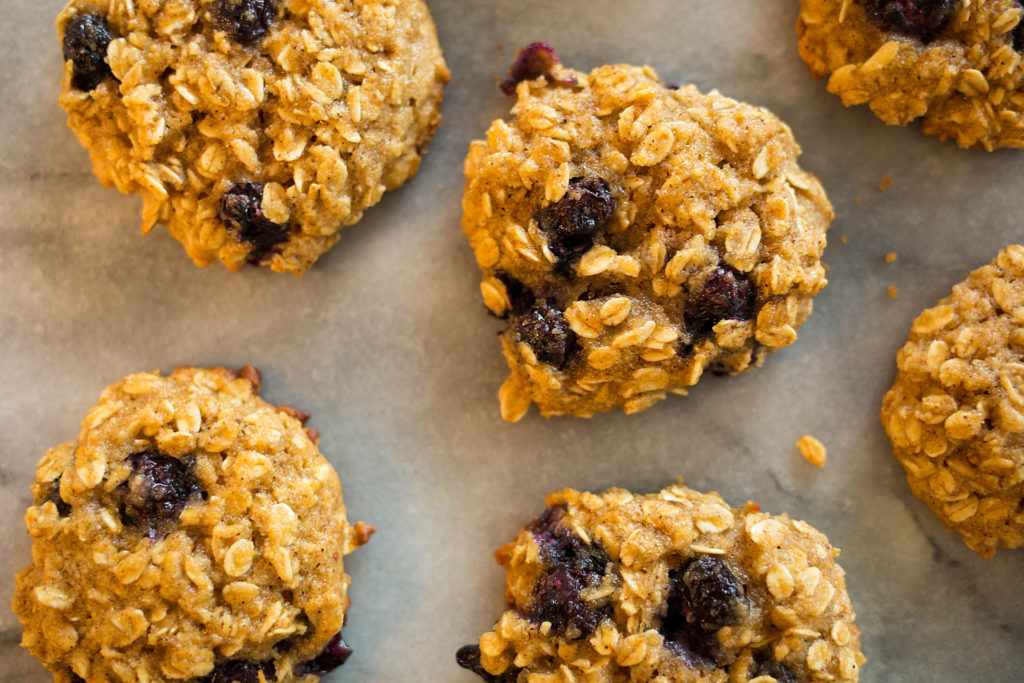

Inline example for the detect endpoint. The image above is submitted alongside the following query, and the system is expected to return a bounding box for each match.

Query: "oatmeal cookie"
[456,484,864,682]
[57,0,449,273]
[796,0,1024,149]
[462,46,832,420]
[13,366,373,682]
[881,244,1024,557]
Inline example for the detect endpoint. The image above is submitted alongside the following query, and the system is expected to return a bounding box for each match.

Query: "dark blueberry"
[524,506,611,638]
[118,450,199,537]
[456,644,521,682]
[756,661,797,683]
[862,0,956,43]
[69,674,86,683]
[532,565,607,636]
[679,556,749,631]
[202,659,275,683]
[660,557,749,664]
[293,632,352,677]
[44,476,71,517]
[535,177,616,272]
[500,42,561,95]
[210,0,276,45]
[62,13,115,91]
[684,265,755,336]
[494,271,536,317]
[1013,2,1024,53]
[218,182,290,261]
[514,301,577,370]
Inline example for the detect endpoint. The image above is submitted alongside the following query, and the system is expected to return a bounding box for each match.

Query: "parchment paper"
[2,1,1023,681]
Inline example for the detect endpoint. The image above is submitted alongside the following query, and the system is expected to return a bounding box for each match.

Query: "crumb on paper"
[796,435,827,467]
[885,251,897,263]
[495,44,503,51]
[855,197,862,205]
[878,177,893,191]
[437,183,445,190]
[839,235,848,244]
[887,285,898,299]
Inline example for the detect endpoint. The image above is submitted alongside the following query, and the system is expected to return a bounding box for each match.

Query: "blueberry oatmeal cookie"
[462,46,833,420]
[796,0,1024,149]
[881,245,1024,557]
[57,0,449,273]
[12,366,373,682]
[456,484,864,682]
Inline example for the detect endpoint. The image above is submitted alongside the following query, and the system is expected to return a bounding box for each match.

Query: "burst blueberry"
[685,265,755,336]
[119,451,200,537]
[678,556,749,631]
[514,302,577,370]
[535,177,616,272]
[210,0,276,45]
[44,476,71,518]
[293,632,353,677]
[500,42,570,95]
[62,13,115,91]
[218,182,291,261]
[494,271,536,317]
[862,0,956,43]
[456,644,522,682]
[202,659,275,683]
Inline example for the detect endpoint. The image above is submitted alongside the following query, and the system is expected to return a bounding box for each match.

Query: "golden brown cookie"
[57,0,449,273]
[13,366,372,682]
[462,46,832,420]
[797,0,1024,149]
[457,484,864,682]
[881,244,1024,557]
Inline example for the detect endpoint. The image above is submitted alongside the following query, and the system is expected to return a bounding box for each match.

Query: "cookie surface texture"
[457,485,864,682]
[796,0,1024,149]
[13,366,369,682]
[57,0,450,273]
[881,244,1024,557]
[462,56,832,420]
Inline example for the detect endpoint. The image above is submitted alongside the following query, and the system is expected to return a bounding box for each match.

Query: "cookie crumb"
[885,251,897,263]
[839,235,848,244]
[887,285,899,299]
[878,177,893,191]
[796,434,827,467]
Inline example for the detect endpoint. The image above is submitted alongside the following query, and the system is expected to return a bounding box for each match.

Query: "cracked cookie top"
[457,484,863,682]
[57,0,449,273]
[462,48,832,420]
[882,244,1024,556]
[13,366,371,682]
[797,0,1024,149]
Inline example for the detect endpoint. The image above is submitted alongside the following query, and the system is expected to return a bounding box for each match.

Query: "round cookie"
[881,244,1024,557]
[13,366,373,682]
[57,0,450,273]
[796,0,1024,149]
[456,484,864,682]
[462,46,833,420]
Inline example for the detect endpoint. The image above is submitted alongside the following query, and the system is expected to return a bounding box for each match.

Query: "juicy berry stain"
[210,0,276,45]
[218,182,291,262]
[293,632,352,677]
[500,42,573,95]
[495,271,536,317]
[456,644,522,682]
[685,265,755,336]
[526,506,611,638]
[862,0,956,43]
[62,13,115,91]
[753,650,798,683]
[660,556,749,664]
[44,476,71,517]
[514,302,577,370]
[1014,2,1024,52]
[535,177,616,273]
[118,451,200,538]
[202,659,275,683]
